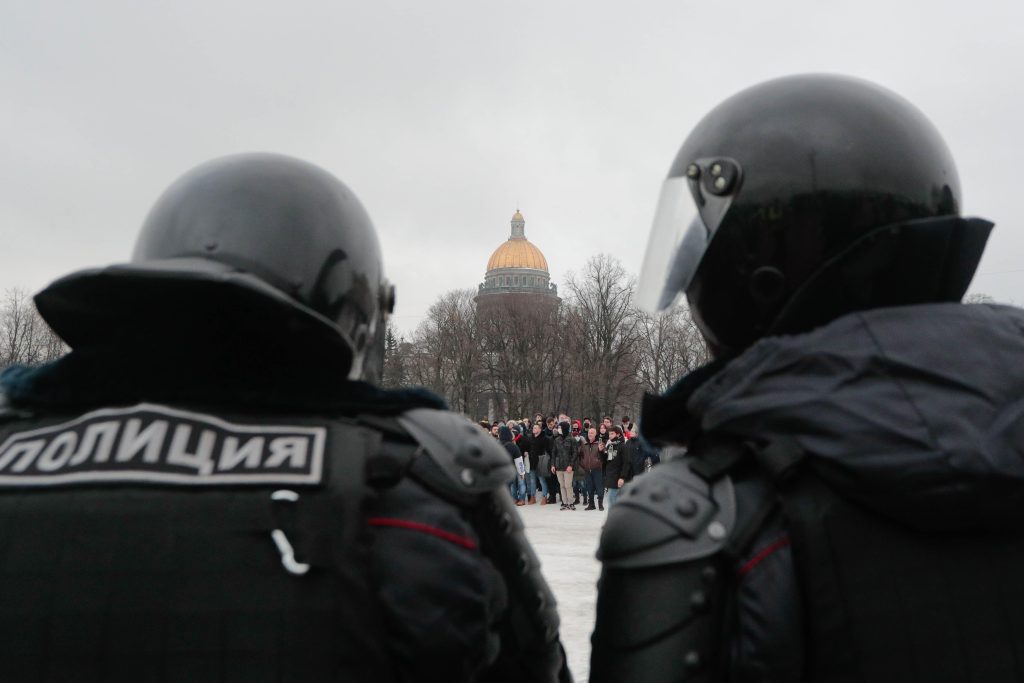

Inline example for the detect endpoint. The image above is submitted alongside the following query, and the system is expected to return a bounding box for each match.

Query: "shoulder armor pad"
[396,408,514,496]
[599,458,735,569]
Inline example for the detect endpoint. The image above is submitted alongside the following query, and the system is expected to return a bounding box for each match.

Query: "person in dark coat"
[500,425,527,506]
[578,427,604,511]
[601,425,626,507]
[517,425,537,505]
[0,154,569,682]
[570,420,587,505]
[551,421,578,510]
[527,422,552,505]
[593,74,1016,683]
[543,416,559,502]
[619,432,658,484]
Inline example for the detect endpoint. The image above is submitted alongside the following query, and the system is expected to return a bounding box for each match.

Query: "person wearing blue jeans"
[535,470,549,501]
[526,422,552,505]
[510,476,527,504]
[602,426,626,509]
[498,425,527,506]
[524,469,549,503]
[573,477,587,506]
[578,428,605,510]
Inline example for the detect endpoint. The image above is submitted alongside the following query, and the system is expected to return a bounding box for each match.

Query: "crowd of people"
[480,414,660,511]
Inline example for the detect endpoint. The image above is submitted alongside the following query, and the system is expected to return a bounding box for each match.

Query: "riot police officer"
[592,74,1024,681]
[0,153,569,682]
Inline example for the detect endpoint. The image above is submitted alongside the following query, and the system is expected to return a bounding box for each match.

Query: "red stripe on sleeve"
[367,517,478,550]
[737,535,791,578]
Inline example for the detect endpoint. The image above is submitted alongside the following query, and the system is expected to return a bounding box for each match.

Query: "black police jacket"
[0,348,568,683]
[593,302,1024,682]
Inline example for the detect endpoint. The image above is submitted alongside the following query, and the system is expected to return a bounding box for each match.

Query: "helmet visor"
[636,177,709,313]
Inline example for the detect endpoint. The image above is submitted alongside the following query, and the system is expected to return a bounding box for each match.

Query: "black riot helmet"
[636,74,993,357]
[36,153,395,382]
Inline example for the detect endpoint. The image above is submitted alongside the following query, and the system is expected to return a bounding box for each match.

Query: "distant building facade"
[475,210,560,421]
[475,210,559,316]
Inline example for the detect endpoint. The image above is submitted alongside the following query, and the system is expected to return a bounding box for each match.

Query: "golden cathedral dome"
[486,209,548,272]
[477,209,559,309]
[487,239,549,272]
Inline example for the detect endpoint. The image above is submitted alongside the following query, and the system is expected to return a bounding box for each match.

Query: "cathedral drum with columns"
[475,210,560,317]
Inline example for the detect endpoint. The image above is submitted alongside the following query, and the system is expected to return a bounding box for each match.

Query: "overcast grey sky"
[3,0,1023,334]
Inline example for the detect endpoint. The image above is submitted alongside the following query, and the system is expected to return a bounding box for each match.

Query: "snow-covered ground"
[518,500,606,683]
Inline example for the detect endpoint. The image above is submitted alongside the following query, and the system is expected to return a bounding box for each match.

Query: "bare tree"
[402,289,482,412]
[36,319,66,365]
[478,296,562,419]
[0,288,67,371]
[381,323,408,389]
[405,315,447,400]
[433,289,482,414]
[564,254,643,420]
[635,306,710,395]
[383,255,710,422]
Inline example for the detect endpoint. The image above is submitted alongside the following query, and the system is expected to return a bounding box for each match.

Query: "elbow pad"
[396,408,514,504]
[592,459,735,682]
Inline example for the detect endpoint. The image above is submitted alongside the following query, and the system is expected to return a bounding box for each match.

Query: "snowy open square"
[518,502,606,683]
